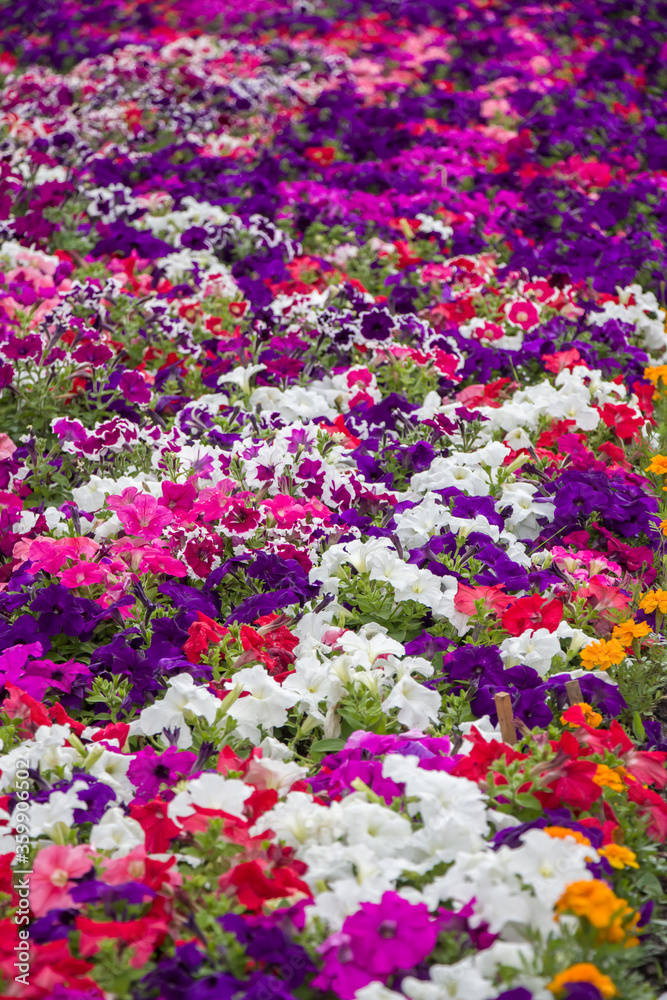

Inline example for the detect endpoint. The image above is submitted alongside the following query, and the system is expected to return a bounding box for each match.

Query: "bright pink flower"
[116,494,174,540]
[31,844,93,917]
[60,561,107,588]
[506,299,540,329]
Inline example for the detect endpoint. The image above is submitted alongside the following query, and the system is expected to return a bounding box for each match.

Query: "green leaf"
[515,793,543,810]
[310,738,345,756]
[632,711,646,744]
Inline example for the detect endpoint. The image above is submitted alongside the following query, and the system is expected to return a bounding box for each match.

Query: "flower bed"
[1,1,667,998]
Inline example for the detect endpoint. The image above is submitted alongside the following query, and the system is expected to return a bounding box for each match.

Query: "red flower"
[319,414,361,449]
[597,402,645,441]
[129,799,181,853]
[305,146,336,166]
[450,726,528,783]
[219,859,312,911]
[536,758,602,811]
[183,611,228,664]
[627,783,667,841]
[502,594,563,635]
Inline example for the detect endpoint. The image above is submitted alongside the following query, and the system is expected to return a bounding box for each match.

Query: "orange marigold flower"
[593,763,627,793]
[544,825,591,846]
[644,364,667,386]
[580,638,627,671]
[638,589,667,614]
[645,455,667,474]
[548,963,617,999]
[611,619,651,646]
[598,844,639,870]
[555,880,639,945]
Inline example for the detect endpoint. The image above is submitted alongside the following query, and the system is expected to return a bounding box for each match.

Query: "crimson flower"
[502,594,563,635]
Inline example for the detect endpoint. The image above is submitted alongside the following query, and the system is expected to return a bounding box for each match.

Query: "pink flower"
[31,844,93,917]
[60,561,108,588]
[506,299,540,330]
[0,434,16,461]
[116,494,174,540]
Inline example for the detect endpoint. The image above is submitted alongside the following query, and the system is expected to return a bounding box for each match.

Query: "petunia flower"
[31,843,93,917]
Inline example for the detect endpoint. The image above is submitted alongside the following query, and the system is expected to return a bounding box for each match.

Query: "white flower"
[243,756,308,795]
[217,364,266,394]
[382,755,488,833]
[89,806,145,857]
[89,749,134,801]
[251,791,343,846]
[500,628,561,677]
[168,773,252,823]
[227,664,298,744]
[131,674,220,749]
[282,659,332,721]
[339,798,413,857]
[27,782,88,840]
[382,675,440,730]
[337,628,404,665]
[501,829,596,905]
[403,958,492,1000]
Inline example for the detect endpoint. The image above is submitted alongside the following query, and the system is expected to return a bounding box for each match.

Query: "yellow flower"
[661,519,667,537]
[548,963,617,999]
[580,638,627,671]
[599,844,639,870]
[611,619,651,646]
[645,455,667,474]
[593,763,627,793]
[555,880,639,946]
[639,589,667,614]
[544,825,591,846]
[644,364,667,386]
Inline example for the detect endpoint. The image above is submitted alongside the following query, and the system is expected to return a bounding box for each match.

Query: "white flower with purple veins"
[227,664,298,744]
[131,673,221,749]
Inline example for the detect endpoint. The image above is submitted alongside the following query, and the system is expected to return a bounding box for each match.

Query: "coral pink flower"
[31,844,92,917]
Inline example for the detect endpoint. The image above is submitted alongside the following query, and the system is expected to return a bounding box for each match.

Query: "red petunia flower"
[502,594,563,635]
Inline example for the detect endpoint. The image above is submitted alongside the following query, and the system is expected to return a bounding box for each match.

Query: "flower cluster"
[1,1,667,999]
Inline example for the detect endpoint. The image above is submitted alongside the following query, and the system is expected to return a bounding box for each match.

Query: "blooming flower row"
[1,2,667,999]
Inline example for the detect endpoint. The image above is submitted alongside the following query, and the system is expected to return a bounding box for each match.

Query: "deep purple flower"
[29,585,86,637]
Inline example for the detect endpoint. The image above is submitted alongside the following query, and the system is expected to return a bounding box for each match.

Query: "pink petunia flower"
[31,844,93,917]
[116,494,174,540]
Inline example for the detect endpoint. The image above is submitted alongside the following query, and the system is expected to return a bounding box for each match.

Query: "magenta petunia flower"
[344,892,438,977]
[116,494,174,540]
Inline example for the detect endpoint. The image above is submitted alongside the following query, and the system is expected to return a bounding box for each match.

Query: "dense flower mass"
[1,0,667,998]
